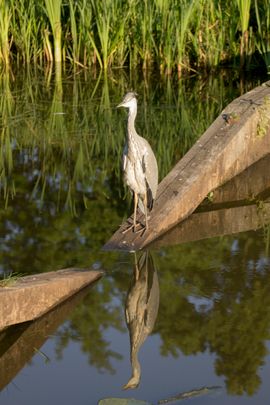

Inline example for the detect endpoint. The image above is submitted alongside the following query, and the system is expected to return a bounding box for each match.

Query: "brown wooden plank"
[0,283,94,391]
[0,268,103,330]
[104,81,270,251]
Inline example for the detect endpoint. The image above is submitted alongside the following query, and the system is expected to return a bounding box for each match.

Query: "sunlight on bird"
[117,92,158,234]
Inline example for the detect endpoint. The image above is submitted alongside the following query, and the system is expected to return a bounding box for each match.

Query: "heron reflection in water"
[123,251,159,390]
[117,92,158,234]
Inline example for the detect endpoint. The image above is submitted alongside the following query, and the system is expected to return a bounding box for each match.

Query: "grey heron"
[117,92,158,233]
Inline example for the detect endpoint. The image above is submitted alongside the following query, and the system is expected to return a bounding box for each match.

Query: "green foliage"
[44,0,62,62]
[0,271,22,287]
[155,231,270,396]
[0,0,11,67]
[0,66,246,222]
[0,0,270,72]
[255,0,270,73]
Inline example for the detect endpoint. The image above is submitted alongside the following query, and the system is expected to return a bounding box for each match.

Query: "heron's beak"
[117,101,124,108]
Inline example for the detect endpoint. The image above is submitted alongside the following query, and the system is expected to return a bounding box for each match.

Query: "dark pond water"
[0,67,270,405]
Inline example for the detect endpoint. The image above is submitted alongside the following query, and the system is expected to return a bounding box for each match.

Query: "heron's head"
[117,91,138,110]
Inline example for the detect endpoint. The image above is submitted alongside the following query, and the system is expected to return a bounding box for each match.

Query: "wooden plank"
[151,154,270,248]
[0,268,103,330]
[0,284,94,391]
[104,81,270,251]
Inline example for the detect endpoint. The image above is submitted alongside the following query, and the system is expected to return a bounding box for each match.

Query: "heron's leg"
[143,193,148,230]
[134,252,139,280]
[134,193,148,235]
[133,192,138,230]
[122,192,140,234]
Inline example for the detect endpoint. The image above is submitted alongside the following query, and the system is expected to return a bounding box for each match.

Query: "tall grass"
[89,0,128,69]
[235,0,252,67]
[44,0,62,63]
[0,0,11,67]
[175,0,196,74]
[0,0,270,73]
[255,0,270,73]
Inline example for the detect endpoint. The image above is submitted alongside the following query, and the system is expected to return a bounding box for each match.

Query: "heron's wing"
[138,137,158,201]
[142,156,154,210]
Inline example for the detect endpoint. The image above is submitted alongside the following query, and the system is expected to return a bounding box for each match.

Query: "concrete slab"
[0,268,103,330]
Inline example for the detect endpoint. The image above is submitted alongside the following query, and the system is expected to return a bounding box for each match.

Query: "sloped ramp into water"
[0,268,103,330]
[104,81,270,251]
[0,283,95,391]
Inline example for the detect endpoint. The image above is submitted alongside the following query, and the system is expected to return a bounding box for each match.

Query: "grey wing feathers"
[138,137,158,213]
[142,156,154,211]
[144,146,158,200]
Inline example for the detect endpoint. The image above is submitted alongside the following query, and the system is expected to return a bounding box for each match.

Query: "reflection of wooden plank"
[0,284,94,391]
[151,154,270,247]
[151,200,270,248]
[205,153,270,204]
[104,82,270,251]
[0,268,103,330]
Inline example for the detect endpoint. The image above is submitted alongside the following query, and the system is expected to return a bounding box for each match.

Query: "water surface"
[0,68,269,405]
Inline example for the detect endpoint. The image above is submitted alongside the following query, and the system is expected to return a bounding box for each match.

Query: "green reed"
[44,0,62,63]
[10,0,41,65]
[0,0,11,67]
[175,0,196,74]
[89,0,128,69]
[235,0,252,67]
[0,0,270,72]
[255,0,270,73]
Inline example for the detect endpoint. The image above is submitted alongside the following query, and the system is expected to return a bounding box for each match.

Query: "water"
[0,67,270,405]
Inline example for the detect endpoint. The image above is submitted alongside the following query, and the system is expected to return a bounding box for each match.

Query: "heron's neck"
[127,104,137,139]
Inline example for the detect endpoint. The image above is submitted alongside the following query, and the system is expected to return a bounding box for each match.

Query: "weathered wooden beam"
[0,283,94,391]
[104,81,270,251]
[0,268,103,330]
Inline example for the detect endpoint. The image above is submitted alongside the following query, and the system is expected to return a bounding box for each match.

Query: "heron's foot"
[122,220,145,235]
[135,223,147,236]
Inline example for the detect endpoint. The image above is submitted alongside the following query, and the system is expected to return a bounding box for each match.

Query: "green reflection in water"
[51,229,270,398]
[0,68,270,401]
[0,68,266,275]
[155,230,270,397]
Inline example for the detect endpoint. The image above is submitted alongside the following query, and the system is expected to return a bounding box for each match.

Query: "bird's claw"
[122,220,146,236]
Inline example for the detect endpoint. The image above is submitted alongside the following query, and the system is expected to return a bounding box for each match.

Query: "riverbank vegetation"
[0,0,270,74]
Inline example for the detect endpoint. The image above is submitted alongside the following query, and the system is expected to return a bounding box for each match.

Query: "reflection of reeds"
[0,68,264,213]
